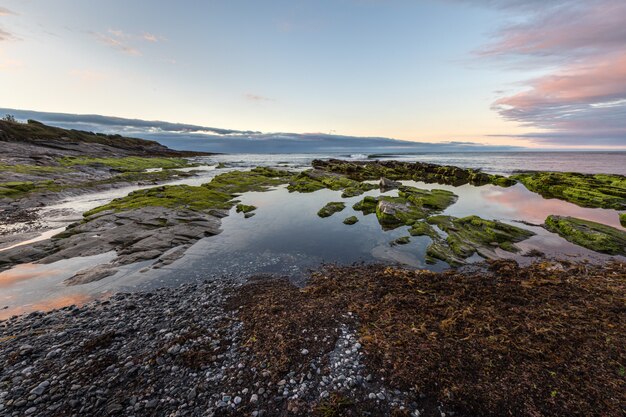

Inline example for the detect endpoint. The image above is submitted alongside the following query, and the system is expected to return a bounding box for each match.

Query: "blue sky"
[1,0,625,149]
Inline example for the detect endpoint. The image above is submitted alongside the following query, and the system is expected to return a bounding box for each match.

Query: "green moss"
[312,159,513,187]
[352,196,378,215]
[398,186,457,210]
[512,172,626,210]
[544,215,626,256]
[206,167,293,195]
[318,202,346,218]
[84,167,293,217]
[352,187,457,230]
[0,163,71,175]
[425,215,535,266]
[236,204,257,213]
[620,213,626,228]
[287,169,376,196]
[0,180,63,198]
[58,156,192,172]
[84,185,233,217]
[343,216,359,225]
[408,222,438,238]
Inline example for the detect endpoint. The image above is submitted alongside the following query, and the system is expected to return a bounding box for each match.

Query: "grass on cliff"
[233,261,626,417]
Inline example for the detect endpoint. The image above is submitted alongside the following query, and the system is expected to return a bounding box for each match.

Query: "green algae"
[236,204,257,214]
[312,159,515,187]
[287,169,377,196]
[544,215,626,256]
[398,186,457,210]
[0,180,63,198]
[512,172,626,210]
[425,215,535,266]
[83,185,233,217]
[408,221,438,238]
[343,216,358,225]
[0,163,71,175]
[58,156,193,172]
[84,167,293,217]
[352,196,378,215]
[352,186,458,230]
[317,202,346,218]
[207,167,293,195]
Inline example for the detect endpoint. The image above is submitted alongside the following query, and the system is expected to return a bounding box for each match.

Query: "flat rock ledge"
[0,206,224,281]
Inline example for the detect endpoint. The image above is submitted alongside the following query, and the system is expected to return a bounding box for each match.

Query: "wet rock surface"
[0,206,223,277]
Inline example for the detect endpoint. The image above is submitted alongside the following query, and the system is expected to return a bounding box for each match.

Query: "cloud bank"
[0,108,522,154]
[475,0,626,147]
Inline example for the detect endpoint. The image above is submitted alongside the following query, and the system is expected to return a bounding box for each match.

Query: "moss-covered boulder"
[343,216,359,225]
[512,172,626,210]
[236,204,256,214]
[353,186,458,230]
[287,169,377,197]
[544,215,626,256]
[352,196,378,215]
[425,215,535,266]
[317,202,346,218]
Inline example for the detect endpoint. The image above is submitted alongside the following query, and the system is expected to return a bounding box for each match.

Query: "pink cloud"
[481,0,626,146]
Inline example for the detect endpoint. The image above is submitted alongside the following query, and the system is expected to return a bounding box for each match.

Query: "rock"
[250,394,258,403]
[64,264,117,286]
[380,177,402,190]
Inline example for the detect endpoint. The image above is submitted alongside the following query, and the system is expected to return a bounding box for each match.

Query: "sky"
[0,0,625,150]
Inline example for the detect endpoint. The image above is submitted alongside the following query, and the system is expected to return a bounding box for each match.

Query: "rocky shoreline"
[1,260,624,417]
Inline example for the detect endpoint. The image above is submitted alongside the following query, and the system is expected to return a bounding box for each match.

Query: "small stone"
[376,392,386,400]
[301,349,309,355]
[368,393,377,400]
[250,394,259,403]
[234,396,242,405]
[277,380,286,386]
[25,407,37,415]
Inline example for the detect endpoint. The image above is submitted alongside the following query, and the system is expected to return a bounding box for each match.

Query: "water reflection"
[1,175,624,319]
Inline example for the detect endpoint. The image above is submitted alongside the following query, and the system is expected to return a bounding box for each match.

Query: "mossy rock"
[425,215,535,266]
[84,167,293,217]
[544,215,626,256]
[0,180,62,198]
[512,172,626,210]
[343,216,359,225]
[408,222,438,238]
[58,156,192,172]
[236,204,256,214]
[311,159,514,187]
[318,202,346,218]
[352,196,378,215]
[352,187,458,230]
[287,169,376,196]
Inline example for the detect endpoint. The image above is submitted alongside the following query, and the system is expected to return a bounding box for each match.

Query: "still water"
[1,153,624,318]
